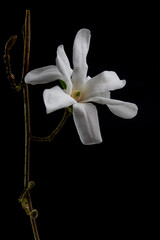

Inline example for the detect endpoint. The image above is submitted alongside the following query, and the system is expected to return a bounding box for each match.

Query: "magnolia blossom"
[25,29,138,145]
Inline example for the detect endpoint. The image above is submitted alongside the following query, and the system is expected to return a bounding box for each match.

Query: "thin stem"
[21,10,40,240]
[3,35,22,92]
[21,10,31,80]
[23,85,31,186]
[31,108,71,142]
[22,9,31,195]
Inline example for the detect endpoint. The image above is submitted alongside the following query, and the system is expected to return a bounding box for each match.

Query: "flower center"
[71,90,81,101]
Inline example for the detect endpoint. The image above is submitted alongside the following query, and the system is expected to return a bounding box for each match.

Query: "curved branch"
[3,35,22,92]
[31,108,71,142]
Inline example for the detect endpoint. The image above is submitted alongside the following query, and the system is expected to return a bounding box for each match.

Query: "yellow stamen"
[71,90,81,101]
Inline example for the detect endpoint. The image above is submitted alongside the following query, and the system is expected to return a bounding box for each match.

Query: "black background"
[1,2,160,239]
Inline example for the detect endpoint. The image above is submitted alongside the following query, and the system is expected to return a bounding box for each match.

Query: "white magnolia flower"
[25,29,138,145]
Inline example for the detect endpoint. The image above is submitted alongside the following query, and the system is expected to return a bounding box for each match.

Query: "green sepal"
[59,80,67,89]
[67,106,73,114]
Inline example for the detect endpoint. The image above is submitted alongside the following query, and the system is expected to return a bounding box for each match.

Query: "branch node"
[3,35,22,92]
[18,181,38,218]
[18,180,35,203]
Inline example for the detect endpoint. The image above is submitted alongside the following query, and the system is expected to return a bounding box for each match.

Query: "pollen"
[71,90,81,101]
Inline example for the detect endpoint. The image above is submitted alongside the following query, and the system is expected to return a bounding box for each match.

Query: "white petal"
[25,65,62,85]
[56,45,73,76]
[72,29,91,91]
[83,71,126,100]
[73,103,102,145]
[107,99,138,119]
[56,45,73,94]
[82,96,138,119]
[43,86,76,114]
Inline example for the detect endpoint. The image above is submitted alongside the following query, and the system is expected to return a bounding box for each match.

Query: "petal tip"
[123,103,138,119]
[76,28,91,40]
[82,138,103,145]
[57,44,64,51]
[24,72,34,85]
[78,28,91,33]
[132,104,138,117]
[122,79,126,87]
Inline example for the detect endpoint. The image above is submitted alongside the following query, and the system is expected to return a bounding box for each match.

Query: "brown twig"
[3,35,22,92]
[4,9,72,240]
[31,108,71,142]
[20,10,40,240]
